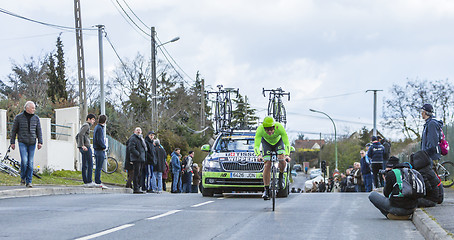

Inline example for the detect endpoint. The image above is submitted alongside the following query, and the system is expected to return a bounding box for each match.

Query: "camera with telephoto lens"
[378,169,388,174]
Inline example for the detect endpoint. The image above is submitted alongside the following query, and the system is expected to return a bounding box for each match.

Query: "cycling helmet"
[263,116,275,128]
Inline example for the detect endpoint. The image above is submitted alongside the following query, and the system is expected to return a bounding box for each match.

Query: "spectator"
[144,131,156,193]
[162,158,169,192]
[326,178,334,192]
[192,163,200,193]
[171,148,182,193]
[368,136,385,188]
[352,162,363,192]
[128,127,147,194]
[10,101,43,188]
[345,169,356,192]
[369,157,418,220]
[76,113,96,188]
[182,151,194,193]
[124,136,133,189]
[421,104,443,166]
[410,150,443,207]
[93,114,108,189]
[378,136,392,165]
[152,138,166,193]
[318,180,326,192]
[360,150,372,192]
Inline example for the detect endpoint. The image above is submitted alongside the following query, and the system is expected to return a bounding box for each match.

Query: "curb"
[412,209,453,240]
[0,187,133,199]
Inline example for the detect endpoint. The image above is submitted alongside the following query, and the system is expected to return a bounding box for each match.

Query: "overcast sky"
[1,0,454,141]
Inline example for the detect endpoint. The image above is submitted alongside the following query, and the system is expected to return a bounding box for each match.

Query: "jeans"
[18,142,36,184]
[182,172,192,193]
[363,173,373,192]
[144,165,153,191]
[172,170,181,192]
[368,192,415,217]
[151,171,163,192]
[79,147,93,184]
[94,150,105,184]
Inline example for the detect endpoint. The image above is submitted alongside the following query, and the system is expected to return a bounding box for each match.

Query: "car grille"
[221,161,264,172]
[205,178,263,185]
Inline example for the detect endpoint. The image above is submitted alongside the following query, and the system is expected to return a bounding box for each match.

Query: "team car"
[200,130,290,197]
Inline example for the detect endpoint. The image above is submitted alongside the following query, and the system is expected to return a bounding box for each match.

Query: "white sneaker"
[96,183,109,189]
[84,182,95,188]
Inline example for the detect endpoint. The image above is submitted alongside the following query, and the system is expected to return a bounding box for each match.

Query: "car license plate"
[231,172,256,178]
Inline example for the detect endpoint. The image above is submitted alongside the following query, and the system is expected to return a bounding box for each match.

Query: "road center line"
[191,201,214,208]
[75,224,134,240]
[147,210,181,220]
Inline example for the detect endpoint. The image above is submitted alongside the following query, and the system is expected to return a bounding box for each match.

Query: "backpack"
[439,129,449,156]
[390,167,425,199]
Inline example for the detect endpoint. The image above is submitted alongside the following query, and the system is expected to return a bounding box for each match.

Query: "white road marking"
[217,197,224,199]
[147,210,182,220]
[191,201,215,207]
[75,224,134,240]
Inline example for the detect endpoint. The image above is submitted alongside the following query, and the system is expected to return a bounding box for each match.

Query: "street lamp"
[151,26,180,131]
[309,109,338,170]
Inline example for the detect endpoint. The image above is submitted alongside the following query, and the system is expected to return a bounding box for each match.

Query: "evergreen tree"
[232,93,258,129]
[47,36,68,103]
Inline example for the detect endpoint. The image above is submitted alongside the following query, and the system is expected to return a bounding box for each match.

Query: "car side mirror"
[201,144,211,152]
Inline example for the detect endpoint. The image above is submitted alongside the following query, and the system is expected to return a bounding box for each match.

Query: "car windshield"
[214,136,254,152]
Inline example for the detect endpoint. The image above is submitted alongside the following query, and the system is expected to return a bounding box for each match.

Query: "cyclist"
[254,116,291,200]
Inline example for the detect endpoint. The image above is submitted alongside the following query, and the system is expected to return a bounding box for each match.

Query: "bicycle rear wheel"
[102,157,118,174]
[439,161,454,188]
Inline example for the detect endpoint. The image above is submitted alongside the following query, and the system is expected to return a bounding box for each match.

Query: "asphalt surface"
[0,173,452,239]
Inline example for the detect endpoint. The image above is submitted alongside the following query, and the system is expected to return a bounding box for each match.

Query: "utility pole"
[96,25,105,116]
[366,90,383,137]
[151,26,157,131]
[74,0,87,123]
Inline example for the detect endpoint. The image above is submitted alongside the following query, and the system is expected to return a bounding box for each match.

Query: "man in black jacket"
[411,150,443,207]
[368,136,385,188]
[369,157,418,220]
[144,131,156,193]
[128,127,147,194]
[10,101,43,188]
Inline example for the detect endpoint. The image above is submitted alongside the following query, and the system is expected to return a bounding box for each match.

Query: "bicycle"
[262,88,290,126]
[92,149,118,174]
[436,160,454,188]
[267,151,290,211]
[1,145,41,179]
[207,85,239,133]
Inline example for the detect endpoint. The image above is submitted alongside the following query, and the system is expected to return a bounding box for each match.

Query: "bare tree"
[382,78,454,140]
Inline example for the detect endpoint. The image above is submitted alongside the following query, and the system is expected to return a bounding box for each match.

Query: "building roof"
[294,139,326,150]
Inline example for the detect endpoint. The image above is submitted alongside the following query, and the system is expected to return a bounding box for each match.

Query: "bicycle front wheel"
[271,165,276,211]
[102,157,118,174]
[439,161,454,188]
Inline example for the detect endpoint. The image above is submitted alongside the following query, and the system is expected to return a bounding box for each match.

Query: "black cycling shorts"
[261,138,285,161]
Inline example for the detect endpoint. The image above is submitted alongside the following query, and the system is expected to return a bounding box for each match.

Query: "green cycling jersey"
[254,122,291,156]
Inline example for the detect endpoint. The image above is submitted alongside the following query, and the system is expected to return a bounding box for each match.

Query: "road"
[0,173,423,240]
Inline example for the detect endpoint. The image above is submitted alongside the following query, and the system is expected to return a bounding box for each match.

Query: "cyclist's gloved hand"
[285,156,291,162]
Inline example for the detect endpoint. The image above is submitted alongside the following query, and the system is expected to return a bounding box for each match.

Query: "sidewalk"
[412,187,454,240]
[0,184,132,199]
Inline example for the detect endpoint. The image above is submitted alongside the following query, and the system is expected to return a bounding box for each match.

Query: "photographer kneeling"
[368,156,420,220]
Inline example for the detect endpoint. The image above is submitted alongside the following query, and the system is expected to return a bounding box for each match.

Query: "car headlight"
[203,160,221,171]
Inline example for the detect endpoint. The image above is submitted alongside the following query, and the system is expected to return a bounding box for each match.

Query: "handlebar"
[262,87,290,101]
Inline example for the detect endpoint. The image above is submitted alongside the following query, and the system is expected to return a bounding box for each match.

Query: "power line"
[113,0,150,37]
[109,0,150,41]
[301,90,364,101]
[121,0,149,29]
[156,36,195,84]
[0,7,96,31]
